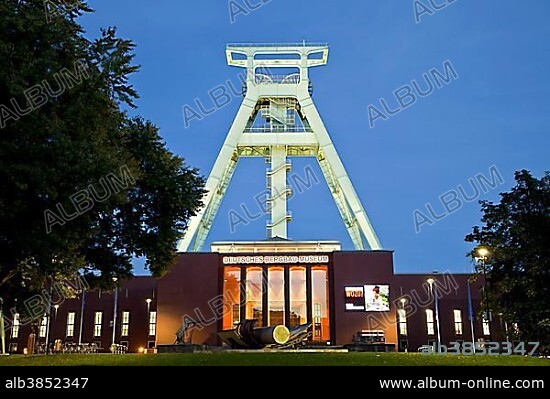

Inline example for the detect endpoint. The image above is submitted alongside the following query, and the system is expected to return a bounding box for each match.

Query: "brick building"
[5,241,504,353]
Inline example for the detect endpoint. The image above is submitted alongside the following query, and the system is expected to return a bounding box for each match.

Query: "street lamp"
[48,304,60,349]
[111,277,119,346]
[44,275,55,355]
[78,286,86,346]
[45,259,61,355]
[499,312,510,343]
[398,298,408,351]
[476,246,490,259]
[475,246,492,330]
[145,298,152,350]
[427,277,442,345]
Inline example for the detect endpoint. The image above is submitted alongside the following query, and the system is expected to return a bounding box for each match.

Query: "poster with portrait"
[363,285,390,311]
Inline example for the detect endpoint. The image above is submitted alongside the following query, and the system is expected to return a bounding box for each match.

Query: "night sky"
[81,0,549,274]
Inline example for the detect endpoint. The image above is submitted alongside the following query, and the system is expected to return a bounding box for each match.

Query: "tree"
[0,1,205,309]
[465,170,550,346]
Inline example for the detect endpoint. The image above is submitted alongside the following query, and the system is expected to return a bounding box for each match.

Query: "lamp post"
[399,298,407,352]
[44,274,55,355]
[78,287,86,346]
[145,298,152,351]
[500,312,510,343]
[467,281,476,346]
[111,277,118,346]
[49,304,59,349]
[146,298,152,314]
[475,247,492,331]
[427,277,441,345]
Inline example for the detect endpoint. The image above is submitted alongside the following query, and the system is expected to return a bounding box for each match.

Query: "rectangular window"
[426,309,435,336]
[289,267,307,327]
[245,268,263,327]
[66,312,75,337]
[453,309,463,335]
[148,311,157,336]
[222,267,241,330]
[483,319,491,336]
[511,322,519,336]
[39,316,47,338]
[268,267,285,326]
[93,312,103,337]
[11,314,20,339]
[121,311,130,336]
[398,309,407,335]
[311,266,330,341]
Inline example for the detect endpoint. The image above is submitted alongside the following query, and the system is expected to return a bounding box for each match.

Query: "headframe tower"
[178,43,381,252]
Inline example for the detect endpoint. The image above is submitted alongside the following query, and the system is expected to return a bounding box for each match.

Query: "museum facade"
[5,241,505,354]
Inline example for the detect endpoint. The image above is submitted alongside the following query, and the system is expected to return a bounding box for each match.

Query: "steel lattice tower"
[178,43,381,252]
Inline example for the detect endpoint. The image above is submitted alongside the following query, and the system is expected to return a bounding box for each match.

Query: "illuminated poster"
[364,285,390,312]
[344,286,365,311]
[345,285,390,312]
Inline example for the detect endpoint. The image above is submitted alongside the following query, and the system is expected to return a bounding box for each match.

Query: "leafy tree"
[0,1,205,310]
[466,170,550,346]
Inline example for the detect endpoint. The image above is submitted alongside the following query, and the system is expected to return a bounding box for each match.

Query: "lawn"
[0,352,548,366]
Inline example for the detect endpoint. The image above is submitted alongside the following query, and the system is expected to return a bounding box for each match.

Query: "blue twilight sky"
[80,0,549,274]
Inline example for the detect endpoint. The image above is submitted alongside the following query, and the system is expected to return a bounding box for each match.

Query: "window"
[245,268,263,327]
[311,266,330,341]
[511,322,519,336]
[11,314,20,339]
[453,309,463,335]
[39,316,47,338]
[222,267,241,330]
[93,312,103,337]
[483,317,491,336]
[426,309,435,335]
[398,309,407,335]
[66,312,75,337]
[289,267,306,327]
[148,311,157,336]
[268,267,285,326]
[121,311,130,336]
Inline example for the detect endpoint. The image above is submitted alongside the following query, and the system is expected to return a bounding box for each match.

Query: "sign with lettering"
[345,287,365,311]
[222,255,330,265]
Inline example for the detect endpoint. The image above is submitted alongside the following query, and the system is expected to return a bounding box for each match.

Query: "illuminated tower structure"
[178,43,381,252]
